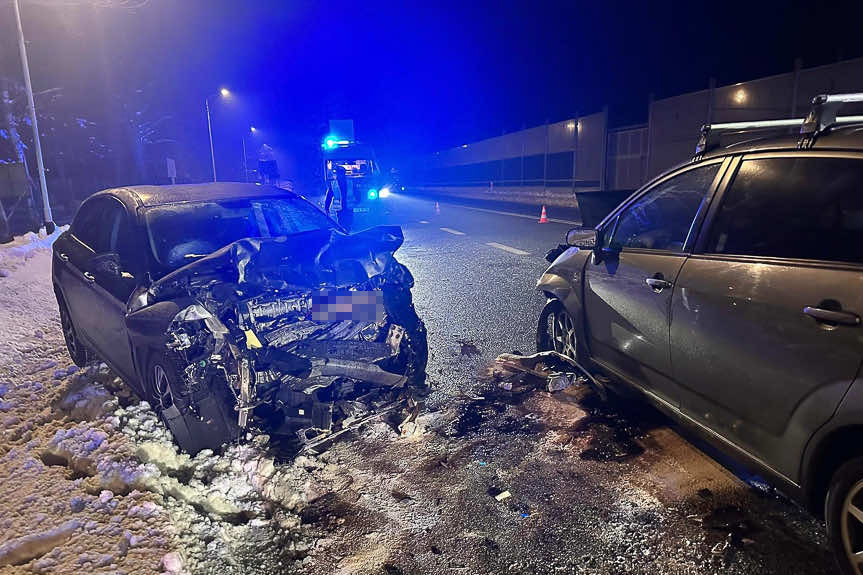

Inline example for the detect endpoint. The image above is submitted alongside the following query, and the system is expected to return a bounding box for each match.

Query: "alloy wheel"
[550,308,578,360]
[152,364,175,410]
[842,480,863,575]
[60,306,79,357]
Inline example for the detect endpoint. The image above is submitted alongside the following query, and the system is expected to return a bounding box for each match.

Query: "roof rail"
[694,92,863,157]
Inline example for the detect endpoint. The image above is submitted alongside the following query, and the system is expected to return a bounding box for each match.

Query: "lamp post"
[205,87,230,182]
[13,0,54,233]
[242,125,256,182]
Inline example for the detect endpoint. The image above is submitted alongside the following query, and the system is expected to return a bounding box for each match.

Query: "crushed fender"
[126,226,428,454]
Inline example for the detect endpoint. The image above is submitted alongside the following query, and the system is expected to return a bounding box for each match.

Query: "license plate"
[311,290,384,322]
[353,207,370,213]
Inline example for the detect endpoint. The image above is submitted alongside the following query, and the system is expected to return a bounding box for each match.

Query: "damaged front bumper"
[128,226,428,452]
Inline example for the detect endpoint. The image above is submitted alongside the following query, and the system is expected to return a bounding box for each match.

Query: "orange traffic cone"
[435,201,441,215]
[538,205,549,223]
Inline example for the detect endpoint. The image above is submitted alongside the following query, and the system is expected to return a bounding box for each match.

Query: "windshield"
[145,197,337,270]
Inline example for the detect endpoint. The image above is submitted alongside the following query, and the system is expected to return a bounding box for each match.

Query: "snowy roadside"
[0,237,327,574]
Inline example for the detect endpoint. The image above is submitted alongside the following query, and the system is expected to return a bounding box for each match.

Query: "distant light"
[219,88,231,97]
[400,186,405,191]
[250,126,257,133]
[461,144,468,148]
[367,189,378,199]
[379,186,391,198]
[566,121,576,130]
[733,88,747,104]
[324,136,338,149]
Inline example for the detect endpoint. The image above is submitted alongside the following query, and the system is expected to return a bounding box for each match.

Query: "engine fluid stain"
[572,394,661,462]
[450,392,540,438]
[457,339,482,356]
[702,505,758,547]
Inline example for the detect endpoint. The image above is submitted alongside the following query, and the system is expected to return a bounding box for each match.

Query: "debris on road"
[490,350,591,394]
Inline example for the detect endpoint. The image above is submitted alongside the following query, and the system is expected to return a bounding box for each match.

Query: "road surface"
[0,196,838,575]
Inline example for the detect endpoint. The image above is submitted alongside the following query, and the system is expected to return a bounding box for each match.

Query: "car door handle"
[645,278,673,292]
[58,252,69,262]
[803,306,860,326]
[83,272,96,284]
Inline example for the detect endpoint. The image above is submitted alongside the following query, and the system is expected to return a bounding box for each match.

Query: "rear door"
[671,154,863,480]
[584,160,725,406]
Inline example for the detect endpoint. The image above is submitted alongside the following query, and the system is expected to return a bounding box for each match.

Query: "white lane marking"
[418,220,429,224]
[486,242,530,256]
[439,227,466,236]
[437,201,580,226]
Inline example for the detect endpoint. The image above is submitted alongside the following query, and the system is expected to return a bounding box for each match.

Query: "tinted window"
[610,163,719,252]
[145,197,336,270]
[72,198,123,254]
[706,158,863,264]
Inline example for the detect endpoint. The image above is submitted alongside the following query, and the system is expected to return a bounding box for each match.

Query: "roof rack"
[694,92,863,157]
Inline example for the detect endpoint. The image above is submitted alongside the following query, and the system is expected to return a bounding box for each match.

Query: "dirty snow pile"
[0,225,67,276]
[0,248,338,574]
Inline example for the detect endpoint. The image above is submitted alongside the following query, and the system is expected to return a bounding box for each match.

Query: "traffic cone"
[435,201,441,215]
[538,205,549,223]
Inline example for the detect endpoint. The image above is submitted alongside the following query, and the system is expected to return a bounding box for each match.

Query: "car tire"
[145,351,240,455]
[58,297,96,367]
[536,299,580,361]
[826,457,863,575]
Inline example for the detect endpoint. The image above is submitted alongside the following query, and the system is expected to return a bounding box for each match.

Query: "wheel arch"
[803,425,863,515]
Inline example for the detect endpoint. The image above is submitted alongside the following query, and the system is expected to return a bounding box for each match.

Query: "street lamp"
[205,88,231,182]
[13,0,53,233]
[242,125,258,182]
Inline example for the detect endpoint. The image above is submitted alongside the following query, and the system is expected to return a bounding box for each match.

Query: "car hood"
[148,225,411,300]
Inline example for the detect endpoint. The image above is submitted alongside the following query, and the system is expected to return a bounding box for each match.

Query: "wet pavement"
[290,193,839,574]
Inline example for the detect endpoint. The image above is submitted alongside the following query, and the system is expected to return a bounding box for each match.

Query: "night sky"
[3,0,863,184]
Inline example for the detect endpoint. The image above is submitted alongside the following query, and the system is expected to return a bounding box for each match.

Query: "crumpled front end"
[136,226,428,452]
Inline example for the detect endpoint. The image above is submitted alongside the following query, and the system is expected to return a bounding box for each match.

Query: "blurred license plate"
[353,207,370,213]
[311,290,383,322]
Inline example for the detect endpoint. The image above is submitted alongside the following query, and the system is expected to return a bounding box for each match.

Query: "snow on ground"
[0,240,326,574]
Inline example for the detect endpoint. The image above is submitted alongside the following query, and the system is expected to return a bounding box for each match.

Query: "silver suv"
[537,93,863,575]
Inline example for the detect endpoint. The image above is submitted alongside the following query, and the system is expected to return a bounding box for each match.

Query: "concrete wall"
[648,56,863,177]
[414,56,863,205]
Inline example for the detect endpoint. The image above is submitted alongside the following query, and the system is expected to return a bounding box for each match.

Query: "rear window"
[145,197,337,270]
[706,157,863,265]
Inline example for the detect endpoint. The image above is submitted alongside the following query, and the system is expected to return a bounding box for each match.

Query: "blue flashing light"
[323,136,338,149]
[367,189,378,199]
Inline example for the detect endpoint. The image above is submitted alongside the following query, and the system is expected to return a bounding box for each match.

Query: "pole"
[241,136,247,182]
[206,97,217,182]
[14,0,53,233]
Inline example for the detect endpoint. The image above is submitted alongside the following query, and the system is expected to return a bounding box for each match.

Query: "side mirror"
[566,228,597,248]
[91,252,133,281]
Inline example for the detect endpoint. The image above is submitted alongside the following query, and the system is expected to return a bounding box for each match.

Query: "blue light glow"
[379,186,391,198]
[367,189,378,199]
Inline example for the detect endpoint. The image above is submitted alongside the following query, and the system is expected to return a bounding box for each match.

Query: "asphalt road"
[359,194,578,399]
[296,192,839,575]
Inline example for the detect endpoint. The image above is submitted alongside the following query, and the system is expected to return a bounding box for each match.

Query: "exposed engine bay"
[127,226,427,454]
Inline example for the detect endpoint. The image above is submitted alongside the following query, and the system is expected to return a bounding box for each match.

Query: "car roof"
[92,182,297,210]
[701,123,863,160]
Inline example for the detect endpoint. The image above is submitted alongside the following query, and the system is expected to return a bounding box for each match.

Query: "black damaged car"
[52,183,427,453]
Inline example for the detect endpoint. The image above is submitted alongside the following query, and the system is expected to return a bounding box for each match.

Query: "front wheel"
[826,457,863,575]
[537,299,579,360]
[145,352,239,455]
